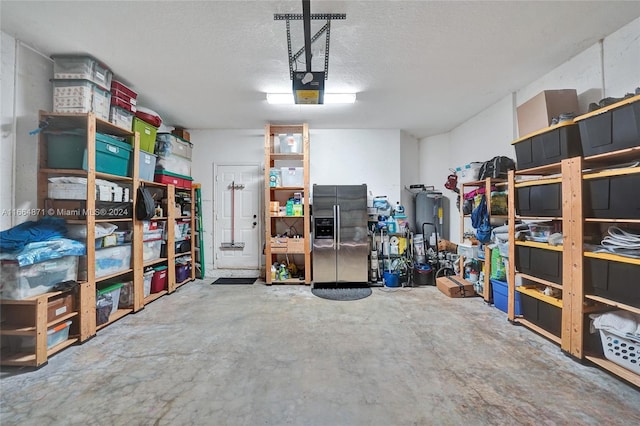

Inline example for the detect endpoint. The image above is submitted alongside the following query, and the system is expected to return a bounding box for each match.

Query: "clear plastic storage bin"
[109,105,134,130]
[95,245,132,278]
[0,256,79,300]
[53,79,111,121]
[155,133,193,160]
[52,54,112,90]
[155,155,191,176]
[280,167,304,187]
[278,133,302,153]
[143,240,162,262]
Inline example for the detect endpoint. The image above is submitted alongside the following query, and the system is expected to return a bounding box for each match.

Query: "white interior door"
[214,164,261,269]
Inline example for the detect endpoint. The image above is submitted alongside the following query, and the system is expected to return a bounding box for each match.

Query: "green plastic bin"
[82,133,132,177]
[132,117,158,154]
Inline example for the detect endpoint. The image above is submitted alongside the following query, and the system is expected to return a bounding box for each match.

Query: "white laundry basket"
[599,328,640,374]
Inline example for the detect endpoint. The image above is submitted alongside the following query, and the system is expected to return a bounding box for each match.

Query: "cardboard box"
[516,89,579,137]
[287,238,305,253]
[270,237,288,253]
[172,128,190,141]
[436,275,476,298]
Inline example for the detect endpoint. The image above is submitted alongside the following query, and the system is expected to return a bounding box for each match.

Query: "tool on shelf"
[193,183,205,278]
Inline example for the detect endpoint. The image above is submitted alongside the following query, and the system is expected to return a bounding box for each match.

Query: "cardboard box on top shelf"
[172,128,190,142]
[516,89,579,137]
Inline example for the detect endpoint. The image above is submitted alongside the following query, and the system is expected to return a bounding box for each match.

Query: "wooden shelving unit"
[458,177,507,301]
[507,143,640,386]
[264,124,311,284]
[0,112,197,368]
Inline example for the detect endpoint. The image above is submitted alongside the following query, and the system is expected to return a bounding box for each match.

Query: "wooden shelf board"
[144,291,168,305]
[95,218,132,223]
[516,286,563,308]
[512,121,577,144]
[270,278,307,284]
[584,295,640,314]
[47,312,78,329]
[516,216,562,221]
[96,308,133,331]
[270,186,305,191]
[150,216,168,221]
[584,251,640,265]
[514,176,562,187]
[176,278,194,288]
[515,240,564,252]
[269,214,305,218]
[95,269,134,283]
[47,337,79,356]
[574,94,640,122]
[144,258,168,268]
[583,146,640,167]
[584,166,640,180]
[585,354,640,387]
[140,179,167,188]
[584,218,640,223]
[269,153,304,161]
[515,318,562,345]
[39,168,87,176]
[0,325,37,335]
[515,163,562,176]
[94,172,133,182]
[517,273,564,290]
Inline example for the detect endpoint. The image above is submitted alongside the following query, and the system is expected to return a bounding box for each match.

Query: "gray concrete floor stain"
[1,281,639,425]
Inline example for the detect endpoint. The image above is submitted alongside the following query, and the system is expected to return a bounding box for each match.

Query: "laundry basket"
[598,328,640,374]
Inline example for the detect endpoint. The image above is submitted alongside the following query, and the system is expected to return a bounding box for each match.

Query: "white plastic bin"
[143,270,154,298]
[95,245,132,278]
[280,167,304,187]
[155,155,191,176]
[14,320,73,351]
[0,256,79,300]
[109,105,134,130]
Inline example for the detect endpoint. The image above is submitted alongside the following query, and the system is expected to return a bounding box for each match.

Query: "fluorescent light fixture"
[266,93,356,105]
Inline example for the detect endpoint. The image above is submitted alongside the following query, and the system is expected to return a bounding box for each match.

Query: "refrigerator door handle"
[336,204,341,250]
[333,204,338,250]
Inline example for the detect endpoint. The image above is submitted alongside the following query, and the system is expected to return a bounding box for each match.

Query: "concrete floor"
[1,280,639,425]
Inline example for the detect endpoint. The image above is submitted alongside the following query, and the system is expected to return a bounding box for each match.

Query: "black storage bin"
[520,292,562,338]
[576,97,640,157]
[161,240,191,258]
[584,257,640,308]
[515,245,563,285]
[583,173,640,219]
[514,124,582,170]
[516,183,562,217]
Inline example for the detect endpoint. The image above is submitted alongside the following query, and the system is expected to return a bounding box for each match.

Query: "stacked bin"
[109,80,137,130]
[51,55,112,120]
[154,133,193,189]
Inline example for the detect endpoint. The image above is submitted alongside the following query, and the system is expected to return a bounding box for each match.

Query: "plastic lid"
[96,133,132,151]
[97,282,124,295]
[154,170,193,181]
[48,320,72,334]
[153,265,168,271]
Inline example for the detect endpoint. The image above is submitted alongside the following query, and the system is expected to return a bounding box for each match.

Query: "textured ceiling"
[2,1,640,139]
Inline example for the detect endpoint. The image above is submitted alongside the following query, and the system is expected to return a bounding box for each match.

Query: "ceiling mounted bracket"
[275,12,346,80]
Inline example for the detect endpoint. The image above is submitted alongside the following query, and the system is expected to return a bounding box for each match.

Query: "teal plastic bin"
[46,129,86,169]
[82,133,132,177]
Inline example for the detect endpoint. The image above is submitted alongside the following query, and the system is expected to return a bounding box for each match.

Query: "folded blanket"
[0,216,67,252]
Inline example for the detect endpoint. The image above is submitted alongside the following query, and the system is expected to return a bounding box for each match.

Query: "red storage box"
[110,80,137,105]
[150,265,167,293]
[154,171,193,189]
[111,96,136,113]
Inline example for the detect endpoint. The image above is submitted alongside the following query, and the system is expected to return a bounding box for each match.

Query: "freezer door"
[313,215,337,283]
[336,185,369,283]
[312,185,337,217]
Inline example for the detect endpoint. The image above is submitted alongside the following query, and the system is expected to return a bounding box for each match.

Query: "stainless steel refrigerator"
[312,184,369,284]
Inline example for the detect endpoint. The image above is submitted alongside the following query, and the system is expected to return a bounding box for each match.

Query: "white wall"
[189,128,403,276]
[1,32,16,230]
[0,35,53,230]
[420,16,640,243]
[400,130,419,230]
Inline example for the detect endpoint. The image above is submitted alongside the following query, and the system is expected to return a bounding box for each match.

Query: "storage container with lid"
[52,54,112,90]
[52,79,111,121]
[110,80,137,105]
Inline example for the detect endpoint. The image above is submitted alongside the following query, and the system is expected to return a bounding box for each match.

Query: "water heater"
[415,189,448,242]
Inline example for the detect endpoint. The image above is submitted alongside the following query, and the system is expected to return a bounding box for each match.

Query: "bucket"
[413,264,433,286]
[383,271,400,288]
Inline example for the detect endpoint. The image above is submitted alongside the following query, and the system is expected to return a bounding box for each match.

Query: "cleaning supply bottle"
[271,263,277,281]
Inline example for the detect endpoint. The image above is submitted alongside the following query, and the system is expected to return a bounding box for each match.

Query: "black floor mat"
[211,277,257,285]
[311,284,372,301]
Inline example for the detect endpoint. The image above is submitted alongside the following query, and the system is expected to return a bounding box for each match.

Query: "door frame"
[212,162,263,270]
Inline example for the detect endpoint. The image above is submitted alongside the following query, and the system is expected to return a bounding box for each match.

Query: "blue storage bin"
[491,279,522,315]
